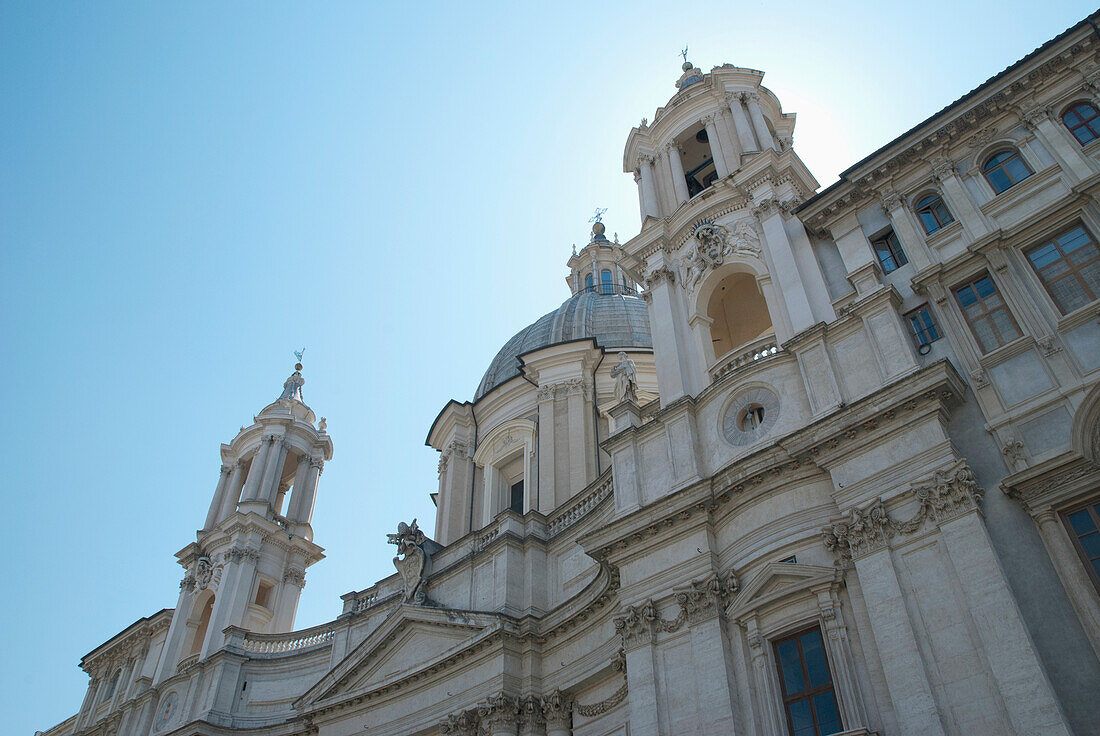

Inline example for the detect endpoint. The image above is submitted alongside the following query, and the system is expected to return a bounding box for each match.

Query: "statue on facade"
[387,519,441,605]
[610,352,638,404]
[279,363,305,402]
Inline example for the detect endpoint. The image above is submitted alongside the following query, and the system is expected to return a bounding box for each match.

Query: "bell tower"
[153,359,334,684]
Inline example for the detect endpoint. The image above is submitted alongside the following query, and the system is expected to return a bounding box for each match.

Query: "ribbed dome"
[474,291,652,401]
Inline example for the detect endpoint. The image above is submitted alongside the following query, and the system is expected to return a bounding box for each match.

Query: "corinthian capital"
[477,693,520,731]
[930,157,958,181]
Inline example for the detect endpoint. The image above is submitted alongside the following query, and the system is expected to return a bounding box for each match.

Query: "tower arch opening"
[678,124,719,197]
[706,270,774,359]
[186,591,216,658]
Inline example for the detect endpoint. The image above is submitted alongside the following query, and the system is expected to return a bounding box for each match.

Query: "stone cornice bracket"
[643,265,676,289]
[613,599,684,650]
[822,460,984,566]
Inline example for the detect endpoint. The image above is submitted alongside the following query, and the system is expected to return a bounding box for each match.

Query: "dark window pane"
[1028,243,1061,270]
[956,285,977,307]
[1081,531,1100,559]
[1004,157,1032,183]
[813,692,843,735]
[974,276,996,299]
[1065,110,1082,126]
[1059,226,1091,253]
[1069,509,1097,535]
[801,630,831,688]
[776,639,806,694]
[1074,126,1098,145]
[986,168,1012,193]
[788,700,816,736]
[919,210,940,233]
[984,152,1010,170]
[510,481,524,514]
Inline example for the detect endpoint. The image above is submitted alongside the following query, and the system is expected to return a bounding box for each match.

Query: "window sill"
[978,164,1061,218]
[976,333,1034,369]
[1055,299,1100,332]
[925,219,963,248]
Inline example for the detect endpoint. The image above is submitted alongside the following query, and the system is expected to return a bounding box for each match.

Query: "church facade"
[41,13,1100,736]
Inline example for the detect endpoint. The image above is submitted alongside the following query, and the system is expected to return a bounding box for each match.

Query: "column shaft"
[537,393,556,513]
[239,440,271,502]
[745,93,777,152]
[883,198,933,271]
[639,157,660,219]
[259,438,288,505]
[728,95,759,152]
[758,212,816,333]
[203,466,233,531]
[286,455,311,522]
[217,462,247,523]
[704,117,729,177]
[667,145,690,204]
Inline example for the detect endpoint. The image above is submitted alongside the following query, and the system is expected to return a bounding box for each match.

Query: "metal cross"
[589,208,607,225]
[680,45,689,63]
[294,348,306,363]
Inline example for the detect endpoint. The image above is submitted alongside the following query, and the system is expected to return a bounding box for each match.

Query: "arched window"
[189,594,215,656]
[101,668,121,704]
[982,150,1032,194]
[1063,102,1100,146]
[915,193,954,235]
[601,269,613,294]
[584,273,594,292]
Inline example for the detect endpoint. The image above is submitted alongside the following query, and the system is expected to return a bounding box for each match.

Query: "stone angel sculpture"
[610,351,638,404]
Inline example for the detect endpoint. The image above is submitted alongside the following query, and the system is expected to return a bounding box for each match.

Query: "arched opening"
[188,593,215,656]
[679,124,719,197]
[707,271,774,358]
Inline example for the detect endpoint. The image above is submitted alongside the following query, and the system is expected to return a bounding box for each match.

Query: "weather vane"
[294,348,306,364]
[680,45,689,63]
[589,208,607,225]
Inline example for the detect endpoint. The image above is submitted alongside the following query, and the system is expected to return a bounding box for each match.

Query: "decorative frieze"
[822,461,984,565]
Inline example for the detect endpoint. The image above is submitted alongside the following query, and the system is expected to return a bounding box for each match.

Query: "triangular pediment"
[728,562,839,622]
[296,605,503,711]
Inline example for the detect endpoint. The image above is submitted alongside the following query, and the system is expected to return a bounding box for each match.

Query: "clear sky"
[2,1,1093,732]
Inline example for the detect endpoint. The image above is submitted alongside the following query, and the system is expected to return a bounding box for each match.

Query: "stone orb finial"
[682,60,693,72]
[592,221,606,237]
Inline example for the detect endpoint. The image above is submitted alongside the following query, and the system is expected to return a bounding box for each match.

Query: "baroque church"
[41,12,1100,736]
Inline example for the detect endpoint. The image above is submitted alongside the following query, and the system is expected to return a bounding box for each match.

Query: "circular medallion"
[722,387,780,446]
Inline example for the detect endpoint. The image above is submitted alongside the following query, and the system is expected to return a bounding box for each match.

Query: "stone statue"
[387,519,442,605]
[610,352,638,404]
[317,417,327,433]
[279,369,305,402]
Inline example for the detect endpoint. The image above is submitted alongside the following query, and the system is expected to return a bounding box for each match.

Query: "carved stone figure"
[279,369,305,402]
[678,220,761,292]
[194,555,214,591]
[387,519,441,605]
[610,351,638,403]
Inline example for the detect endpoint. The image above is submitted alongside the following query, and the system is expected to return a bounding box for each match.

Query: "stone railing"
[548,471,614,537]
[239,623,335,656]
[352,587,379,613]
[710,337,780,381]
[176,653,199,672]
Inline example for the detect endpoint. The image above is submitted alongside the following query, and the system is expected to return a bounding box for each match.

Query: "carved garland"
[822,461,983,566]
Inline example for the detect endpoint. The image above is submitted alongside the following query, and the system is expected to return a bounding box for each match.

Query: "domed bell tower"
[153,360,333,684]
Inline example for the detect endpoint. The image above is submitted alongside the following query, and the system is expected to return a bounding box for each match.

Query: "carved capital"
[821,499,892,565]
[439,709,479,736]
[1038,335,1062,356]
[673,572,737,624]
[880,189,905,213]
[283,567,306,588]
[930,157,958,182]
[643,265,677,289]
[540,689,573,729]
[1020,105,1052,129]
[477,693,520,731]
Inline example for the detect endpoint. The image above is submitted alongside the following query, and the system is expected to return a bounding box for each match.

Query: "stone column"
[200,546,259,659]
[285,454,311,522]
[259,437,289,505]
[727,93,759,152]
[666,143,690,204]
[623,643,660,736]
[930,158,991,241]
[565,380,589,495]
[744,92,777,152]
[936,510,1072,735]
[817,596,870,731]
[75,677,100,730]
[703,115,729,177]
[479,694,520,736]
[755,206,816,334]
[542,689,572,736]
[1034,509,1100,653]
[216,461,247,523]
[203,465,233,531]
[1023,105,1095,181]
[153,581,197,686]
[830,212,882,296]
[293,456,323,526]
[239,438,272,503]
[744,618,786,736]
[537,386,556,514]
[849,546,947,736]
[638,155,660,219]
[679,585,740,734]
[881,191,933,271]
[274,561,306,631]
[715,105,743,168]
[644,266,692,404]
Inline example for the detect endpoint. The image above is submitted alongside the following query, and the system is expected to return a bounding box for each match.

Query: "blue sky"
[2,1,1093,732]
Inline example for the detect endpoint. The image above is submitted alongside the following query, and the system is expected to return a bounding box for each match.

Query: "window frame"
[1059,495,1100,595]
[772,626,844,736]
[1023,223,1100,316]
[982,149,1033,194]
[1062,102,1100,146]
[870,229,908,274]
[904,304,941,349]
[952,272,1023,354]
[914,192,954,235]
[600,269,614,295]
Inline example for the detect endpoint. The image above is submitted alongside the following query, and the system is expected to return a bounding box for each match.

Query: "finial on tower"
[680,45,692,71]
[589,208,609,243]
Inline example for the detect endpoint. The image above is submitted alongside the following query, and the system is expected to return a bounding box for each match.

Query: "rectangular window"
[774,627,843,736]
[1025,224,1100,315]
[953,273,1022,353]
[1062,497,1100,593]
[871,230,908,274]
[905,305,941,349]
[509,480,524,514]
[254,581,273,609]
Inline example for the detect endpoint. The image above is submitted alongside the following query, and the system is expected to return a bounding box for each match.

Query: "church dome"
[474,291,652,401]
